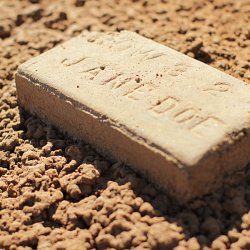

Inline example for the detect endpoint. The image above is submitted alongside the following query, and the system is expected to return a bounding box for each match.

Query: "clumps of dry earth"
[0,0,250,249]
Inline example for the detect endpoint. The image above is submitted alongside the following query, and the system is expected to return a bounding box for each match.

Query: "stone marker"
[16,31,250,202]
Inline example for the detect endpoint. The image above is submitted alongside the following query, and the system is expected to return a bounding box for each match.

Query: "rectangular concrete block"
[16,31,250,202]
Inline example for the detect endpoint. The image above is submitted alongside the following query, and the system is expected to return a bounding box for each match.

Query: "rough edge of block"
[15,72,250,203]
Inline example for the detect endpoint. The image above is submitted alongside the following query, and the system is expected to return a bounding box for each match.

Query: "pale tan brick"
[15,31,250,202]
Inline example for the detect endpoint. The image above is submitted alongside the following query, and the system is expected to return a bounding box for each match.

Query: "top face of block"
[17,31,250,167]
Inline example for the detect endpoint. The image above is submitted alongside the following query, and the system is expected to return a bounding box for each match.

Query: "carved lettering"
[79,65,106,80]
[123,83,144,99]
[124,83,157,101]
[61,56,87,66]
[130,47,165,60]
[57,34,228,141]
[115,40,133,51]
[149,95,225,137]
[191,117,225,137]
[91,35,165,61]
[186,115,206,130]
[151,97,179,114]
[166,63,189,77]
[101,73,134,89]
[173,108,197,123]
[101,73,122,87]
[202,82,230,96]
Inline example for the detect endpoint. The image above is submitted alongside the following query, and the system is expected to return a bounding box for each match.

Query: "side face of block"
[16,31,250,202]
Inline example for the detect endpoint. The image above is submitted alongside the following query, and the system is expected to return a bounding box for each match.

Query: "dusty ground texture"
[0,0,250,249]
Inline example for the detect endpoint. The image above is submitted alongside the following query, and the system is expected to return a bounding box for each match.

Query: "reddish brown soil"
[0,0,250,249]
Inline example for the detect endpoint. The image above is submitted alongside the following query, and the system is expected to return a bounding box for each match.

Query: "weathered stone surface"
[15,31,250,202]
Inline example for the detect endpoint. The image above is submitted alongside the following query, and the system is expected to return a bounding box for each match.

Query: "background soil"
[0,0,250,249]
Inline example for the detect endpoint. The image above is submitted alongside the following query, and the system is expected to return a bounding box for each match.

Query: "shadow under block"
[15,31,250,202]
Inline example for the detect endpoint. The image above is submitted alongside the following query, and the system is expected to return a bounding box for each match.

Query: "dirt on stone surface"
[0,0,250,249]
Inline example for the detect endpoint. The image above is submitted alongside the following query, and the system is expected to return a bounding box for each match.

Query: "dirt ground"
[0,0,250,249]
